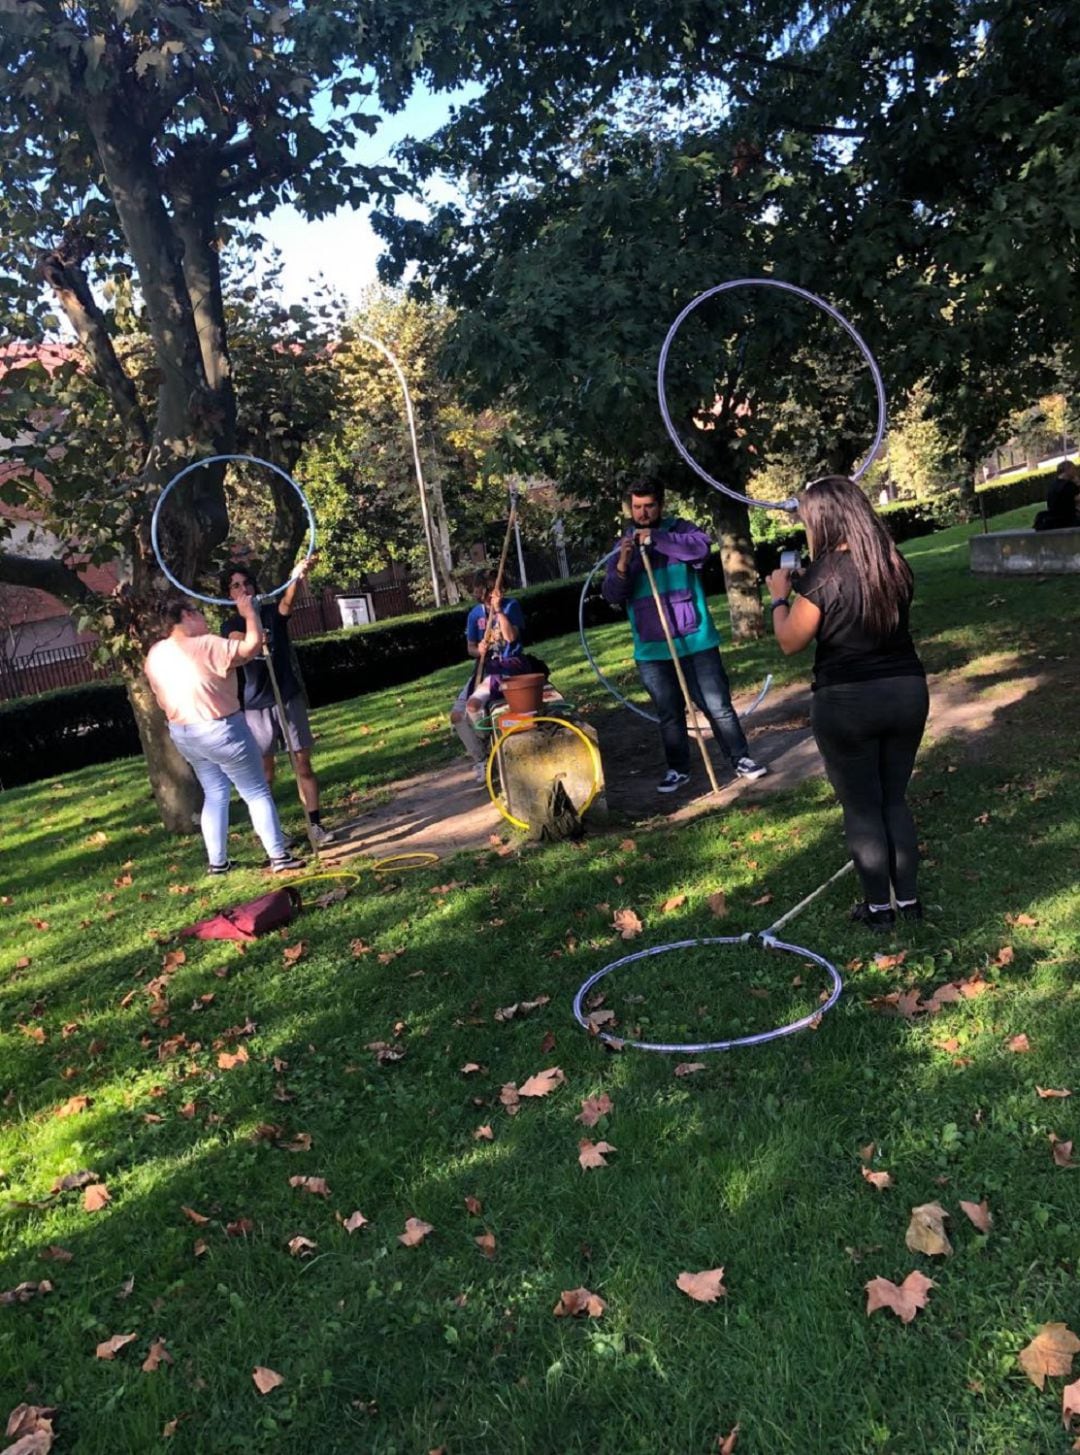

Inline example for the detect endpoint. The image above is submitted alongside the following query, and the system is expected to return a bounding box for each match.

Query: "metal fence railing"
[0,582,420,703]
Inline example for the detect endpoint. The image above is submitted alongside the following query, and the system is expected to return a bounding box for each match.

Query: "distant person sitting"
[1034,460,1079,531]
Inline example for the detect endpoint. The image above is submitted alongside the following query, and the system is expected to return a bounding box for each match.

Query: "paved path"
[317,664,1044,867]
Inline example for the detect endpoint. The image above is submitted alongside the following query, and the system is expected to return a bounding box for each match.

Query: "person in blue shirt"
[602,482,767,793]
[450,569,527,783]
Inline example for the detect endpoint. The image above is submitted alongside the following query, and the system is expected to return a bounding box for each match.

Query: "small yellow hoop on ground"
[290,871,362,905]
[485,715,602,832]
[372,851,441,873]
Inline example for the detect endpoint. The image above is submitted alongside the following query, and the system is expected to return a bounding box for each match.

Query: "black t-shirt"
[221,602,301,710]
[796,550,924,690]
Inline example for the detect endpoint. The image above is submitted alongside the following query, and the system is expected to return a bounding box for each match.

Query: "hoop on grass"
[150,453,317,606]
[371,852,440,874]
[572,932,842,1053]
[485,715,602,832]
[657,278,887,513]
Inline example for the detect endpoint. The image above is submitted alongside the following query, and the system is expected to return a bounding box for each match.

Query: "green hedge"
[3,467,1057,787]
[0,682,140,789]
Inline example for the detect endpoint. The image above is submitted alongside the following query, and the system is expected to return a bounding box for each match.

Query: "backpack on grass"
[178,886,302,942]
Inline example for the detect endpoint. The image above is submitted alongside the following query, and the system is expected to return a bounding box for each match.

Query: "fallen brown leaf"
[342,1210,369,1233]
[578,1139,617,1170]
[1063,1377,1080,1433]
[577,1093,613,1127]
[958,1199,993,1234]
[1006,1033,1031,1053]
[661,894,687,913]
[281,1132,312,1153]
[217,1046,249,1070]
[861,1167,893,1191]
[282,942,306,965]
[717,1426,740,1455]
[1006,912,1038,927]
[858,1142,876,1163]
[618,838,636,851]
[226,1218,254,1236]
[464,1195,483,1216]
[674,1062,706,1078]
[0,1281,53,1306]
[288,1176,330,1198]
[55,1095,92,1118]
[676,1268,727,1303]
[181,1205,210,1226]
[1037,1086,1072,1099]
[585,1008,617,1031]
[96,1332,137,1359]
[474,1232,496,1260]
[460,1062,483,1075]
[1018,1323,1080,1389]
[1051,1136,1076,1168]
[864,1270,935,1323]
[518,1066,566,1098]
[4,1403,57,1454]
[707,891,728,918]
[612,908,643,939]
[50,1170,97,1194]
[39,1246,73,1263]
[553,1286,606,1318]
[83,1183,110,1212]
[473,1124,494,1141]
[398,1217,434,1247]
[996,944,1015,966]
[252,1366,285,1395]
[905,1201,952,1257]
[286,1236,317,1258]
[142,1338,173,1373]
[873,950,907,970]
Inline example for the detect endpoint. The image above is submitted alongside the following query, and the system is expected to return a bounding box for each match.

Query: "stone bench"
[969,527,1080,575]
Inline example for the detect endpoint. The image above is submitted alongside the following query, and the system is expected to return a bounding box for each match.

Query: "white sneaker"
[307,823,333,847]
[473,761,488,785]
[657,770,691,794]
[735,757,768,782]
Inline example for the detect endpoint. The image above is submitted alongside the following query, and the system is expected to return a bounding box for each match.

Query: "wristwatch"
[769,597,790,610]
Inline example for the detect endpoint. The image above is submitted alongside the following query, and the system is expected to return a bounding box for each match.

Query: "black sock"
[307,810,322,827]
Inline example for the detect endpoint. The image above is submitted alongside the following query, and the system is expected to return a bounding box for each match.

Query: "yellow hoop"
[485,715,602,832]
[290,871,362,906]
[372,852,441,874]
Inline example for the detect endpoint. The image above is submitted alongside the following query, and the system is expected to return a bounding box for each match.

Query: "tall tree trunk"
[127,676,203,835]
[705,492,765,642]
[422,447,461,605]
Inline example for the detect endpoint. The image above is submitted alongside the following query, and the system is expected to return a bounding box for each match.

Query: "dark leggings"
[811,675,930,905]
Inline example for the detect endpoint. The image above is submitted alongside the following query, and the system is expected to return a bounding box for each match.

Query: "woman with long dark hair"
[766,476,929,930]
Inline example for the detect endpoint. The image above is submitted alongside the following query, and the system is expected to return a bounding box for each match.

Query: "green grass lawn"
[2,506,1079,1454]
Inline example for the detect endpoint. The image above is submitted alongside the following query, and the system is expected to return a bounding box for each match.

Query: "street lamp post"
[354,331,442,608]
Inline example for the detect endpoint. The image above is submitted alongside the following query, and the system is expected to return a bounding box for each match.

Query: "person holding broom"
[602,481,767,793]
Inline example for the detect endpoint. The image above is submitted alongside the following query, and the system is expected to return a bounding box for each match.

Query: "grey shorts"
[244,696,314,756]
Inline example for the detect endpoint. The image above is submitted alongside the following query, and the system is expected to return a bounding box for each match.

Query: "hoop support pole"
[760,859,854,937]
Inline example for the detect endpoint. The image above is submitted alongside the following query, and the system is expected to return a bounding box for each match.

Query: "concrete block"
[969,527,1080,575]
[494,715,607,840]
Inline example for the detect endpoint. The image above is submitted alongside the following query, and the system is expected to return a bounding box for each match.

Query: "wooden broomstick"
[638,543,722,798]
[474,489,519,688]
[256,591,322,857]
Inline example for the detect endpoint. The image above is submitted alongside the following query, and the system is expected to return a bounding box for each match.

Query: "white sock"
[895,897,918,907]
[869,902,892,913]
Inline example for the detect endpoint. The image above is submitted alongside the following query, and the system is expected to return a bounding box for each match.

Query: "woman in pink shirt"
[144,595,302,874]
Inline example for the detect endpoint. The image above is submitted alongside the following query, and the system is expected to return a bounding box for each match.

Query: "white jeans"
[169,713,287,865]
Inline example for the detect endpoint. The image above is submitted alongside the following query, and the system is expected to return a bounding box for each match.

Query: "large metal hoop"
[572,931,842,1053]
[150,453,317,607]
[657,278,887,513]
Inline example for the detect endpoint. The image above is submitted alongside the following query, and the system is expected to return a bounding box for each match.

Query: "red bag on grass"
[178,887,301,942]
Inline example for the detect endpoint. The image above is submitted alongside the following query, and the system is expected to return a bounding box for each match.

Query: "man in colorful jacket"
[602,481,768,793]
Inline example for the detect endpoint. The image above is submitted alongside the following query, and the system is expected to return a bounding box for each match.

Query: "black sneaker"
[207,859,236,876]
[897,900,924,921]
[850,902,896,931]
[657,770,691,794]
[269,854,305,873]
[735,757,768,782]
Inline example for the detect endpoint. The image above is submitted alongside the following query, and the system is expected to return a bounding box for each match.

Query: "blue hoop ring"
[572,932,842,1053]
[657,278,887,513]
[150,453,317,607]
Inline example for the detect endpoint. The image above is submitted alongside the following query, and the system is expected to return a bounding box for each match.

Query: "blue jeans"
[169,714,287,866]
[637,648,750,775]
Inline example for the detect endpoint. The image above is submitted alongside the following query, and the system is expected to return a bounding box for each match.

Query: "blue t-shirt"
[466,598,526,663]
